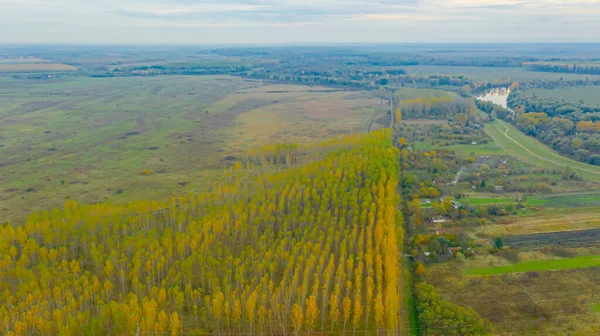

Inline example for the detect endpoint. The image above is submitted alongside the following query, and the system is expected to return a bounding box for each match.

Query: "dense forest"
[399,96,476,120]
[0,130,407,335]
[506,89,600,165]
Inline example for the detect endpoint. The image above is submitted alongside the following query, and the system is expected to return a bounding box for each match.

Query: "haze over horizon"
[1,0,600,44]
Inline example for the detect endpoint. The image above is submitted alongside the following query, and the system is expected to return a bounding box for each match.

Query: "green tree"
[494,237,504,250]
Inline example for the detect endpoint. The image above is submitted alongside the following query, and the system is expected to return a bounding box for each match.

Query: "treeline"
[0,130,408,335]
[475,100,514,120]
[96,57,518,92]
[399,96,477,120]
[524,62,600,75]
[508,89,600,117]
[210,48,531,68]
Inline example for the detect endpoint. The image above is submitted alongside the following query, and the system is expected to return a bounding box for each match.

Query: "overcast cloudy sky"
[1,0,599,44]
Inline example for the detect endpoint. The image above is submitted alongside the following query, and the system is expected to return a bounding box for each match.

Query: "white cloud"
[0,0,599,43]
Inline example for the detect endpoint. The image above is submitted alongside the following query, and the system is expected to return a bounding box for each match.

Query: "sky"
[1,0,600,44]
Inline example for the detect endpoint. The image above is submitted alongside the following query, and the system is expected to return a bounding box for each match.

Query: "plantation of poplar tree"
[0,129,405,335]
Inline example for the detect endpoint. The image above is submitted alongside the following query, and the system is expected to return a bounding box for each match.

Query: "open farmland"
[0,63,77,72]
[0,76,379,222]
[233,88,381,148]
[474,206,600,237]
[502,228,600,249]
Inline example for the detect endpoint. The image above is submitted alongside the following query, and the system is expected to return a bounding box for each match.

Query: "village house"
[429,215,450,224]
[448,246,462,257]
[440,196,461,209]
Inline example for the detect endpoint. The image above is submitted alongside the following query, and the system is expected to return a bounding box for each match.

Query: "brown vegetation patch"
[0,63,77,72]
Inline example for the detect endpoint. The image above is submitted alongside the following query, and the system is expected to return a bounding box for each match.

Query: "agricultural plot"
[528,192,600,207]
[464,254,600,275]
[474,206,600,237]
[233,87,380,148]
[464,196,515,206]
[502,228,600,249]
[0,76,379,221]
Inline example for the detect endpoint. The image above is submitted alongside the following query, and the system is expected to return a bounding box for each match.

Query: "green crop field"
[527,192,600,207]
[464,254,600,275]
[485,119,600,181]
[403,65,600,82]
[524,86,600,105]
[0,76,379,222]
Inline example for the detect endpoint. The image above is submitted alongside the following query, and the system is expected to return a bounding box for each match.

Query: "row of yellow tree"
[0,129,405,335]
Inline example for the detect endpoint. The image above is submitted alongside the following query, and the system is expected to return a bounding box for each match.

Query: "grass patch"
[485,120,600,182]
[396,87,457,100]
[0,77,380,222]
[464,197,514,206]
[528,192,600,208]
[464,254,600,275]
[443,142,506,156]
[592,303,600,312]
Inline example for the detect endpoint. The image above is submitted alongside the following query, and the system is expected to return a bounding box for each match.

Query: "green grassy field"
[396,87,457,100]
[485,120,600,181]
[403,65,600,82]
[593,303,600,312]
[0,76,379,222]
[527,192,600,207]
[524,86,600,105]
[464,196,514,205]
[464,254,600,275]
[443,142,506,156]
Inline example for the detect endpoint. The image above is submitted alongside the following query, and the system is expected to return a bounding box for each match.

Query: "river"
[476,87,511,109]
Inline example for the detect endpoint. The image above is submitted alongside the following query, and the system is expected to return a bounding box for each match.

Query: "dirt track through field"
[501,125,600,176]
